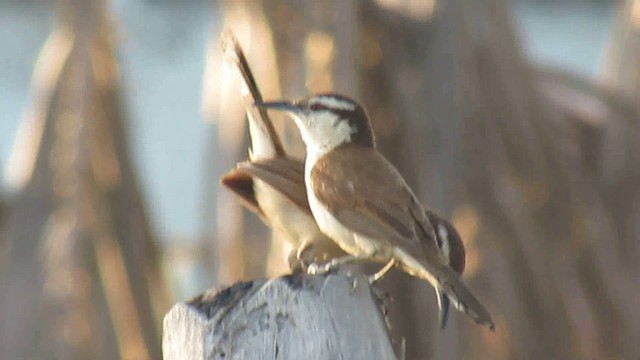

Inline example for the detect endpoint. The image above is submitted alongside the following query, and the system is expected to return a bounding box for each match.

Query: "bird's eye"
[309,103,321,111]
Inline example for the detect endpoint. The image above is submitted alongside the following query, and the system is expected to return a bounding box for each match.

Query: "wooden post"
[163,271,399,360]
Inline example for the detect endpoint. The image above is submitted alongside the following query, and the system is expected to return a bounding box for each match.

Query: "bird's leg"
[307,255,358,275]
[293,241,313,271]
[369,259,396,284]
[287,248,304,273]
[296,241,313,261]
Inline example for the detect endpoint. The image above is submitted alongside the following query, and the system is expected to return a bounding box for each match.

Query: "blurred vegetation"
[1,0,639,359]
[0,1,168,358]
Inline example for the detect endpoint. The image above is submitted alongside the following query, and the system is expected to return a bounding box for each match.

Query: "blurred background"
[1,0,639,359]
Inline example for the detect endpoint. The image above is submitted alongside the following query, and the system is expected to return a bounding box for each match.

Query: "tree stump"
[163,271,399,360]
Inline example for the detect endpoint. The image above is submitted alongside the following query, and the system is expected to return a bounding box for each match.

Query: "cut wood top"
[163,271,400,360]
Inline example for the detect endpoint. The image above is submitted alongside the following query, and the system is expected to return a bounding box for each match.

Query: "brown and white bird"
[219,34,345,270]
[256,94,495,329]
[219,36,470,327]
[218,36,466,328]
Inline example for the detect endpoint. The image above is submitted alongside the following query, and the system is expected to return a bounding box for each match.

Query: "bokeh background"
[1,0,639,359]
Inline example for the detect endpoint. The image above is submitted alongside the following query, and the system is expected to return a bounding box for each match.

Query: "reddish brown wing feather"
[221,157,310,227]
[221,170,265,219]
[230,157,311,214]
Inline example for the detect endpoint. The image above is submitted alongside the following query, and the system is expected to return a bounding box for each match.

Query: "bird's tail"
[394,248,495,330]
[221,32,285,159]
[435,288,451,330]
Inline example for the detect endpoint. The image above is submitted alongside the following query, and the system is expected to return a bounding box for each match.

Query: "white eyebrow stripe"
[312,97,356,111]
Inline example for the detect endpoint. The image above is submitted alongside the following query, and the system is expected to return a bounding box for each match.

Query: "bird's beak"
[254,100,301,113]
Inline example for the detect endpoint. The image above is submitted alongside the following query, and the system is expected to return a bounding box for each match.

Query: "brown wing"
[311,145,438,260]
[311,145,494,329]
[229,157,310,214]
[221,169,264,218]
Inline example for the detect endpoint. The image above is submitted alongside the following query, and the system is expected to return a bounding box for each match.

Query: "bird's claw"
[306,261,334,275]
[368,275,377,285]
[350,276,358,292]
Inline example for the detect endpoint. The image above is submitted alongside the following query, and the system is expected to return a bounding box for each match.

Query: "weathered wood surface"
[163,272,399,360]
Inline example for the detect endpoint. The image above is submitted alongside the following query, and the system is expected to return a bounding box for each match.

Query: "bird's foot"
[368,259,396,285]
[306,260,336,275]
[287,249,306,273]
[306,255,357,275]
[349,275,358,293]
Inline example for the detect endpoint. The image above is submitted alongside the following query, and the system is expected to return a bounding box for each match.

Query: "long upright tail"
[221,32,285,159]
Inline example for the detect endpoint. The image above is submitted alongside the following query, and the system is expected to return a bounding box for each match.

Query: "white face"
[290,96,357,160]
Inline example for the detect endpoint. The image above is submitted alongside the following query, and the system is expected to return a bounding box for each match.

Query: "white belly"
[254,179,318,247]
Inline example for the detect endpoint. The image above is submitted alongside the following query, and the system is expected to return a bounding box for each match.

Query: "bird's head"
[256,93,375,157]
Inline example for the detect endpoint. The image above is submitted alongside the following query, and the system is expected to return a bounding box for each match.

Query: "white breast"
[303,157,353,249]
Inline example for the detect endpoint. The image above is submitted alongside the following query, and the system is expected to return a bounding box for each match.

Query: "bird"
[236,158,466,329]
[218,34,345,270]
[256,93,495,329]
[218,35,466,328]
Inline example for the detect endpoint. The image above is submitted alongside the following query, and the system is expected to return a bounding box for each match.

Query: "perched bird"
[256,94,495,329]
[240,159,466,329]
[219,34,345,270]
[218,35,466,328]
